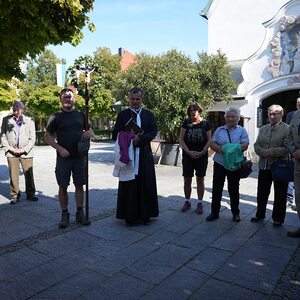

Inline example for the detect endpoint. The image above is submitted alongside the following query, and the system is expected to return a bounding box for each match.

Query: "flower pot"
[159,143,182,166]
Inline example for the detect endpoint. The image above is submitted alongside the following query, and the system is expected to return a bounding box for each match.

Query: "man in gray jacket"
[1,100,38,204]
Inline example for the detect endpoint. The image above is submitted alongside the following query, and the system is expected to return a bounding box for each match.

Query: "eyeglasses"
[268,112,281,116]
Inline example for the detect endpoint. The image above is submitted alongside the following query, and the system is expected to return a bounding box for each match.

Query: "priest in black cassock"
[112,87,159,225]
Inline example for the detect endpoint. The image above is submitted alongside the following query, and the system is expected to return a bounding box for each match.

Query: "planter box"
[159,143,182,166]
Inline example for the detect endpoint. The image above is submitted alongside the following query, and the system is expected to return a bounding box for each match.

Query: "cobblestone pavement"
[0,142,299,299]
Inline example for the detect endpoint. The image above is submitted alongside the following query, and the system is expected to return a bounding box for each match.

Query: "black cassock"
[112,108,159,224]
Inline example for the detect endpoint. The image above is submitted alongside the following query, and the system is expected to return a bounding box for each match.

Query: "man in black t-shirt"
[44,88,93,228]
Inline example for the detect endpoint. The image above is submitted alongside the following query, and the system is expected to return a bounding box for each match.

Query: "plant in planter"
[116,50,236,165]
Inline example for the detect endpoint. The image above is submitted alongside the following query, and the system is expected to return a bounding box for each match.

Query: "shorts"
[182,154,208,178]
[55,156,85,188]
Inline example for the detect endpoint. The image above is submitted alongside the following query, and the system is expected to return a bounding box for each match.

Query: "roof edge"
[200,0,214,19]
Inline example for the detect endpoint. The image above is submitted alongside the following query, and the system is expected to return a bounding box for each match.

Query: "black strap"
[226,129,232,143]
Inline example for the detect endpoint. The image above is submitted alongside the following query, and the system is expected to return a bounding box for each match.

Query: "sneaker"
[76,210,91,226]
[59,211,70,229]
[181,201,191,212]
[206,213,219,221]
[195,203,203,214]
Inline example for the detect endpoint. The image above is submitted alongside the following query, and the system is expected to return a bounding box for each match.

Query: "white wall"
[206,0,288,60]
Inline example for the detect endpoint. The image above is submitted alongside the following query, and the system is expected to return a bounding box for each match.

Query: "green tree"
[116,49,235,143]
[19,50,65,129]
[26,50,60,86]
[196,50,236,104]
[20,84,85,130]
[68,50,121,120]
[0,0,95,79]
[0,79,18,110]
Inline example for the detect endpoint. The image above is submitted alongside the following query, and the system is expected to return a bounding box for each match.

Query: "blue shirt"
[212,124,249,166]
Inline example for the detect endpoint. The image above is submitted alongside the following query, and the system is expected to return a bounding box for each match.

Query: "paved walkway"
[0,142,299,299]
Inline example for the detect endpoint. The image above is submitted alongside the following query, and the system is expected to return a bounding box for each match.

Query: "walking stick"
[72,65,95,222]
[83,69,92,221]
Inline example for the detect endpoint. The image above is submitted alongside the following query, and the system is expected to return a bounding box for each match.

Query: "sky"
[48,0,209,67]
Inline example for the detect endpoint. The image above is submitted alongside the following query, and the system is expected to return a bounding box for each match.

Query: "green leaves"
[0,0,95,79]
[116,49,235,143]
[67,49,121,119]
[0,79,18,111]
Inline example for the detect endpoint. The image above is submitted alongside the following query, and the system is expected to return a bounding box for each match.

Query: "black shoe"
[125,219,134,226]
[76,210,91,226]
[59,211,70,229]
[250,217,264,223]
[206,213,219,221]
[143,218,150,225]
[26,196,38,201]
[273,222,282,227]
[10,197,19,205]
[232,214,240,222]
[287,229,300,238]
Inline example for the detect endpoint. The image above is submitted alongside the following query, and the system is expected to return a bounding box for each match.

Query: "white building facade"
[201,0,300,150]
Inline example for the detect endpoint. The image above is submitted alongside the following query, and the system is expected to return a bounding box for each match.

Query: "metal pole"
[72,63,95,222]
[84,71,90,221]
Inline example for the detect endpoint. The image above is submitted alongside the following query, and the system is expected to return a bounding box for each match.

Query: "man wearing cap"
[1,100,38,204]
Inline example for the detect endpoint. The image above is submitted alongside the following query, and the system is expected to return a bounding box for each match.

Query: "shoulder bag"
[226,129,252,178]
[271,155,294,182]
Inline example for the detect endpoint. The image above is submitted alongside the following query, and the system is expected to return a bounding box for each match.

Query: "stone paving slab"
[80,272,154,300]
[30,269,107,300]
[190,278,267,300]
[0,142,299,299]
[213,239,295,294]
[140,266,208,300]
[123,244,199,285]
[186,247,233,275]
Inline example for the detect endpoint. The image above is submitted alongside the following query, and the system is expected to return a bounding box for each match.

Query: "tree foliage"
[0,0,95,79]
[67,49,121,119]
[196,50,236,103]
[0,79,18,111]
[26,50,60,86]
[19,50,67,126]
[116,50,235,143]
[20,85,85,121]
[19,50,85,129]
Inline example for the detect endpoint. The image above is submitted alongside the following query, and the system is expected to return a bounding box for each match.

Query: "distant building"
[118,47,137,71]
[201,0,300,150]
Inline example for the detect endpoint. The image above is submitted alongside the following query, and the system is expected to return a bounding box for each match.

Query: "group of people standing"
[1,86,300,238]
[1,88,93,228]
[179,101,300,238]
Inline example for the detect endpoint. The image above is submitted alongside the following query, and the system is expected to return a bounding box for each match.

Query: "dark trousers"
[256,169,288,223]
[211,162,241,215]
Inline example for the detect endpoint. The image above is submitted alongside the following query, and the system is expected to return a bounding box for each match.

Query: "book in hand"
[124,118,144,135]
